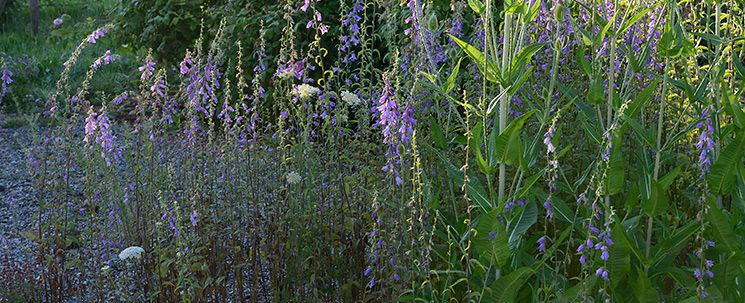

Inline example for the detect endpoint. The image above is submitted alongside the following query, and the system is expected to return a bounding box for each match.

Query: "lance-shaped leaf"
[707,200,741,256]
[482,267,533,303]
[450,35,503,85]
[507,200,537,251]
[491,111,534,166]
[707,128,745,195]
[474,209,511,268]
[642,179,668,217]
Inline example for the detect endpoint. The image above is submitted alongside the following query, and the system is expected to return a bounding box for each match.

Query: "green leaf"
[575,46,592,77]
[516,169,545,198]
[474,209,511,268]
[626,118,656,148]
[593,11,616,47]
[507,200,537,251]
[722,86,745,129]
[437,149,494,213]
[467,0,486,14]
[483,267,533,303]
[580,115,602,145]
[633,266,657,303]
[642,179,668,217]
[588,77,604,105]
[430,117,446,149]
[733,52,745,81]
[618,4,659,36]
[444,57,464,94]
[658,165,682,190]
[567,14,594,46]
[609,225,631,289]
[507,66,533,96]
[603,136,624,195]
[649,222,698,269]
[707,128,745,195]
[494,111,534,166]
[450,35,502,85]
[471,121,497,175]
[707,201,741,255]
[625,79,659,120]
[508,43,548,81]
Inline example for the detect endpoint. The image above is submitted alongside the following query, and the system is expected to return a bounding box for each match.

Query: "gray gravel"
[0,113,276,302]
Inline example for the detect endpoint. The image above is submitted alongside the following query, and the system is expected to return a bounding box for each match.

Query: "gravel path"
[0,113,275,302]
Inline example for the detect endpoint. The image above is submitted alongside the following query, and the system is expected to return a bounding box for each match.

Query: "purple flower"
[190,210,198,226]
[139,54,156,81]
[53,18,63,25]
[537,236,546,252]
[694,268,702,280]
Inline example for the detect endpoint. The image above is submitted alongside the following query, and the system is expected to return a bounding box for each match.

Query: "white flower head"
[278,69,293,80]
[338,113,348,124]
[286,171,302,185]
[340,90,361,106]
[119,246,145,261]
[293,84,320,100]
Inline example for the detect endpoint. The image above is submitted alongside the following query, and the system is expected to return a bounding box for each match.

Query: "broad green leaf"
[691,31,723,46]
[450,35,502,84]
[588,77,605,105]
[474,209,511,268]
[722,86,745,129]
[516,169,545,198]
[603,135,624,195]
[430,117,446,149]
[467,0,485,14]
[471,122,497,175]
[524,0,541,23]
[625,79,659,120]
[494,111,535,166]
[649,222,698,269]
[658,165,682,190]
[609,225,631,289]
[507,66,533,96]
[575,46,592,77]
[509,43,548,81]
[507,200,537,251]
[642,179,668,217]
[420,71,436,84]
[567,14,594,46]
[626,182,639,211]
[580,115,602,145]
[593,11,616,47]
[633,266,657,303]
[444,57,464,94]
[626,118,656,148]
[707,128,745,195]
[733,52,745,81]
[482,267,533,303]
[711,255,745,299]
[707,201,741,256]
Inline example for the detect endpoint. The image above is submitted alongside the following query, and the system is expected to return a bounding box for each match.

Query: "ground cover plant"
[1,0,745,302]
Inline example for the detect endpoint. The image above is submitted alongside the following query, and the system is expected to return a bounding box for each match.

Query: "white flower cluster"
[340,90,361,106]
[338,113,348,124]
[119,246,145,261]
[294,84,320,100]
[286,171,302,185]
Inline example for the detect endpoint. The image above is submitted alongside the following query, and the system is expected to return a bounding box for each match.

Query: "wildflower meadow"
[1,0,745,302]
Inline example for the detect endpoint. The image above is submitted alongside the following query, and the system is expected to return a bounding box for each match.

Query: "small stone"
[0,184,6,192]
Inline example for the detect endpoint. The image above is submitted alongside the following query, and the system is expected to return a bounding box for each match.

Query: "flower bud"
[554,3,565,23]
